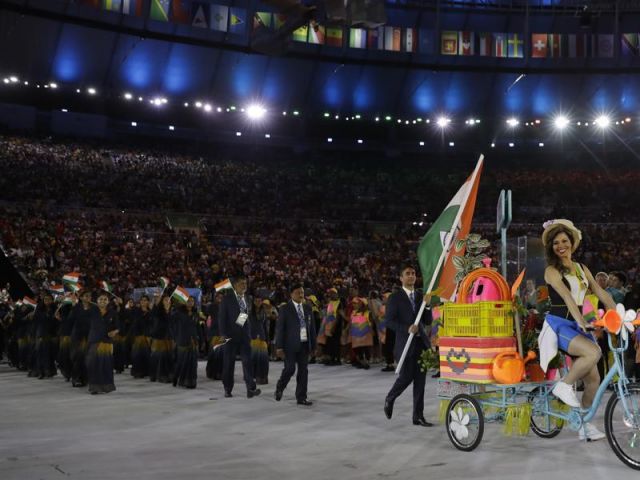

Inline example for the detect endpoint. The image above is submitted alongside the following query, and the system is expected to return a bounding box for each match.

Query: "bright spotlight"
[168,125,175,131]
[49,83,58,89]
[509,142,515,147]
[449,142,455,147]
[327,137,333,143]
[204,104,212,112]
[195,101,203,108]
[265,134,271,139]
[87,87,97,95]
[595,115,610,128]
[506,117,519,127]
[124,93,133,100]
[131,121,137,127]
[9,76,18,83]
[538,142,544,147]
[2,78,9,84]
[436,116,450,128]
[419,141,425,146]
[246,104,266,120]
[554,115,570,130]
[357,139,363,144]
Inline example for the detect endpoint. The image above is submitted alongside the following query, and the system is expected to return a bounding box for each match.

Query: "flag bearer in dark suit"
[275,283,316,406]
[219,274,261,399]
[383,264,434,427]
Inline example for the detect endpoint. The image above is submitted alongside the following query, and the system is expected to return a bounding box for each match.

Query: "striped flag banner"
[215,278,232,292]
[63,272,81,284]
[61,295,74,306]
[493,33,507,57]
[326,27,343,48]
[103,0,122,12]
[349,28,366,49]
[548,33,562,58]
[404,28,417,53]
[172,286,190,304]
[478,32,491,56]
[458,31,474,56]
[122,0,143,16]
[49,284,65,295]
[309,24,325,45]
[23,296,38,309]
[67,283,82,294]
[100,281,113,294]
[159,276,170,289]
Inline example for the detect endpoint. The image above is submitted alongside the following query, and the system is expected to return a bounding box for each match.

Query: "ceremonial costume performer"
[274,283,316,406]
[219,275,261,398]
[383,264,434,427]
[250,297,270,385]
[318,288,343,365]
[33,293,58,379]
[86,293,119,394]
[69,290,93,387]
[128,295,152,379]
[537,219,616,441]
[172,297,199,389]
[56,297,76,381]
[149,295,174,383]
[350,297,373,369]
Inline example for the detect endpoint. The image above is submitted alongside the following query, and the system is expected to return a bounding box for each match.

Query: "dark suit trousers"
[277,342,309,401]
[383,329,395,365]
[222,339,256,393]
[386,342,426,418]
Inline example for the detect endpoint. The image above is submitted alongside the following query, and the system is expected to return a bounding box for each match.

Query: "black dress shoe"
[381,366,395,372]
[247,388,261,398]
[274,389,283,401]
[224,391,233,398]
[432,371,441,378]
[412,417,434,427]
[297,399,313,406]
[384,398,394,419]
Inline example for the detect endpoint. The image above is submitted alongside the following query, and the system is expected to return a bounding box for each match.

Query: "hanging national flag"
[100,281,113,294]
[49,284,65,295]
[597,34,614,58]
[458,31,474,56]
[122,0,143,16]
[309,24,325,45]
[349,28,366,49]
[404,28,417,53]
[326,27,343,48]
[548,33,562,58]
[419,29,435,55]
[493,33,507,57]
[159,276,170,289]
[229,8,246,34]
[149,0,170,22]
[567,34,588,58]
[215,278,233,292]
[531,33,548,58]
[383,26,401,52]
[192,2,210,28]
[103,0,122,12]
[172,286,191,304]
[209,4,228,32]
[23,296,38,309]
[478,32,491,56]
[441,31,458,55]
[77,0,100,8]
[253,12,272,30]
[417,156,484,301]
[63,272,81,284]
[171,0,192,25]
[365,27,378,49]
[293,25,309,43]
[622,33,640,56]
[15,300,23,308]
[507,33,523,58]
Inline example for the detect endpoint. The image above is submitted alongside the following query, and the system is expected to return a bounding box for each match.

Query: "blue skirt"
[545,314,596,352]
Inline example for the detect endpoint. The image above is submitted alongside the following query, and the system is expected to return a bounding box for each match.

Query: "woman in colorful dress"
[149,295,174,383]
[538,219,616,441]
[349,297,373,369]
[172,296,198,389]
[86,293,119,394]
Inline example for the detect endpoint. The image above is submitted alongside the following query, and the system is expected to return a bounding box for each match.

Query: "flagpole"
[395,155,484,375]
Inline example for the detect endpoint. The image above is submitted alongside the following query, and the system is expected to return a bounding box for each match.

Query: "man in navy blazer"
[219,274,261,399]
[383,264,434,427]
[275,283,316,406]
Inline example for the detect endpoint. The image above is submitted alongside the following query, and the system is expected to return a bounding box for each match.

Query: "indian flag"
[100,281,113,294]
[215,278,232,292]
[417,156,484,301]
[23,296,37,309]
[63,272,80,284]
[15,300,23,307]
[60,295,74,305]
[49,284,65,294]
[159,276,170,289]
[172,286,190,304]
[67,283,82,293]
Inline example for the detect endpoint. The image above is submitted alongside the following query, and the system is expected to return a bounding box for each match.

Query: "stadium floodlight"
[324,112,330,118]
[506,117,519,128]
[419,141,425,146]
[491,143,496,148]
[449,141,455,147]
[357,139,363,144]
[595,115,610,128]
[265,134,271,138]
[246,104,266,120]
[131,121,137,127]
[9,76,18,83]
[169,125,175,131]
[49,83,58,89]
[2,78,9,84]
[554,115,570,130]
[539,142,544,147]
[216,107,222,112]
[87,87,97,95]
[385,115,392,121]
[195,101,203,108]
[204,104,212,112]
[327,137,333,143]
[509,142,515,147]
[236,131,242,136]
[124,92,133,100]
[436,116,450,128]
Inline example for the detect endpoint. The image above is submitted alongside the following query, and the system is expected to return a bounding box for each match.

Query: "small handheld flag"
[100,281,113,294]
[63,272,81,284]
[215,278,232,292]
[23,296,37,309]
[171,286,190,304]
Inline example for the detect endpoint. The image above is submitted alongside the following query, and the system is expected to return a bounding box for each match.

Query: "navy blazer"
[218,290,253,342]
[276,301,317,353]
[384,288,432,360]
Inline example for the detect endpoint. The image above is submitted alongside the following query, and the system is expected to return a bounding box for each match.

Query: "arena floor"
[0,361,636,480]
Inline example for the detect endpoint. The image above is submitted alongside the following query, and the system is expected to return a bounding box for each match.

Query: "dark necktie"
[409,291,415,311]
[238,296,247,313]
[296,303,305,327]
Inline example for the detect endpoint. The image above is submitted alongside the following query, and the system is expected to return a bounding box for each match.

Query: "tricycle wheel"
[445,394,484,451]
[529,387,564,438]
